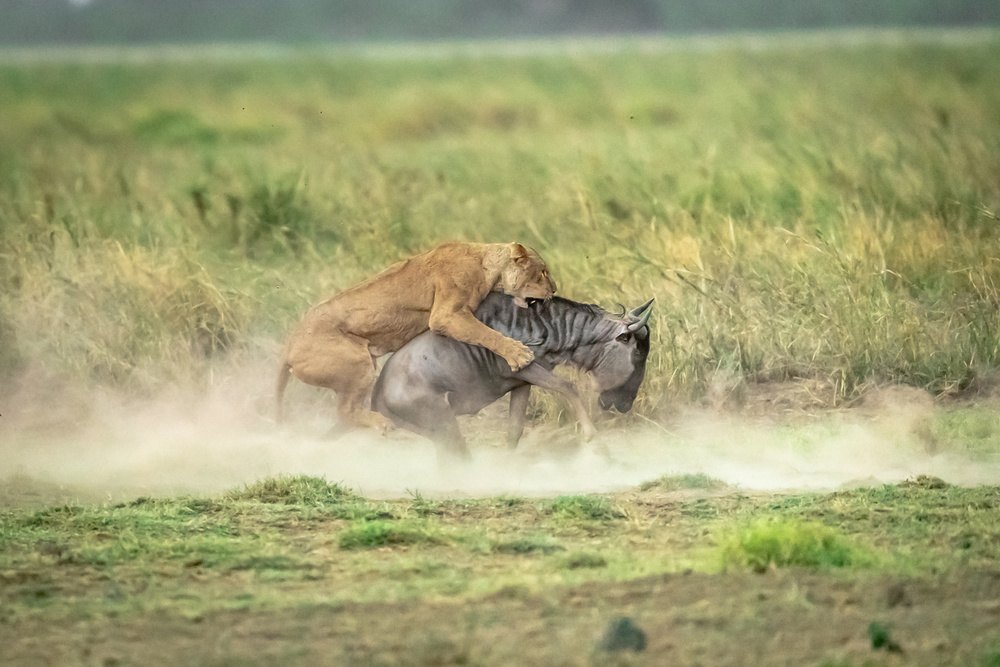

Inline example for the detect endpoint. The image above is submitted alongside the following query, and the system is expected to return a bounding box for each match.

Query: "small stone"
[599,616,647,653]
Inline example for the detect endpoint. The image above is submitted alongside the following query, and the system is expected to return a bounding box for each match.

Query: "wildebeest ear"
[509,242,529,260]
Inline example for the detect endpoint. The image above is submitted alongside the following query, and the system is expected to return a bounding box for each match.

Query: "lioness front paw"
[505,342,534,371]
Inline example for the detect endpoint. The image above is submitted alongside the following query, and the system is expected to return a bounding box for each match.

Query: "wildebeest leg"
[431,413,471,461]
[515,365,597,441]
[507,385,531,450]
[377,389,471,460]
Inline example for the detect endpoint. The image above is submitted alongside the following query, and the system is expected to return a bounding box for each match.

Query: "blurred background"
[4,0,1000,46]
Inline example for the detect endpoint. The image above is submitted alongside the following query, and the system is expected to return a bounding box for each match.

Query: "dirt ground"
[4,569,999,666]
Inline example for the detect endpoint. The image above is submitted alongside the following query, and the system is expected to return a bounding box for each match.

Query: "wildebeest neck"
[475,293,620,368]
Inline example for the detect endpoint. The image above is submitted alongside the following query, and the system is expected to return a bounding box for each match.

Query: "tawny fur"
[275,241,556,431]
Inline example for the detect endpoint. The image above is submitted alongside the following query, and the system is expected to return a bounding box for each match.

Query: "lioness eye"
[616,332,632,343]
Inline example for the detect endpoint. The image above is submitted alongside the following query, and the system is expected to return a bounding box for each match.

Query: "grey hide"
[371,292,652,459]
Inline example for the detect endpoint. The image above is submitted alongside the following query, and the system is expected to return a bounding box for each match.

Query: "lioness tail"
[275,362,292,423]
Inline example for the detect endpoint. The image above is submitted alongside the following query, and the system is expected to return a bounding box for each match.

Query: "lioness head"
[501,243,556,308]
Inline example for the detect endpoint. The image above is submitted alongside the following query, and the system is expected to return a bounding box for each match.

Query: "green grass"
[720,518,878,571]
[491,533,565,555]
[562,551,608,569]
[337,519,447,550]
[638,472,729,492]
[2,474,999,625]
[1,35,999,407]
[933,406,1000,456]
[545,495,624,521]
[226,476,393,521]
[227,475,357,505]
[760,481,1000,570]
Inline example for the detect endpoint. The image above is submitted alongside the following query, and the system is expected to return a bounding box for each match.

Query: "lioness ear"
[509,242,529,260]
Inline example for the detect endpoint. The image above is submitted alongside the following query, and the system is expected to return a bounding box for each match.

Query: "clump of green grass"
[562,551,608,569]
[338,519,446,550]
[408,491,445,517]
[545,495,623,521]
[226,475,357,505]
[492,533,565,555]
[639,472,728,492]
[227,475,394,521]
[720,518,876,572]
[898,475,950,490]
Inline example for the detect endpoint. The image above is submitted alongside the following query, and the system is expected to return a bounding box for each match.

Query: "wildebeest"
[372,292,653,458]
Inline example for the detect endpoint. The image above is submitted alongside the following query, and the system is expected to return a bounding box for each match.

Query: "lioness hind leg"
[286,336,393,434]
[337,386,395,435]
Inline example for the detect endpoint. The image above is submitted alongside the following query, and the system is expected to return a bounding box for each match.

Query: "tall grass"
[2,36,999,409]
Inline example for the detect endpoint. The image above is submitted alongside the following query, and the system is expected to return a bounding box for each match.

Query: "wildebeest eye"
[616,332,632,343]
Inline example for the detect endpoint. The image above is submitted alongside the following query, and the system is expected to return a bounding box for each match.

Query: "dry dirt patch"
[5,570,1000,666]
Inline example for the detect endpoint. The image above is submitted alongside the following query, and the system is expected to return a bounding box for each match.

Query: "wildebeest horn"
[627,301,653,332]
[627,298,654,319]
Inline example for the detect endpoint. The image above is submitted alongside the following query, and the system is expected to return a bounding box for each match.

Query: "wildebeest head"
[594,299,653,413]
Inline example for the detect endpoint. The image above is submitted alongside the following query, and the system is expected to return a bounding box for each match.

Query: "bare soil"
[4,569,999,666]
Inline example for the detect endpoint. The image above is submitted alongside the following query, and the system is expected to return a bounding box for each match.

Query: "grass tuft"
[226,475,357,505]
[338,519,446,550]
[562,551,608,569]
[899,475,950,490]
[545,495,624,521]
[639,473,729,492]
[721,518,876,571]
[492,533,565,555]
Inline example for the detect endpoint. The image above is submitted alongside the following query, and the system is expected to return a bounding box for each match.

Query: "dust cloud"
[3,359,999,505]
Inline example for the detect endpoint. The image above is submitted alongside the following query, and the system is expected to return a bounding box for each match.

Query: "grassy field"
[3,474,1000,664]
[3,31,1000,665]
[2,31,1000,403]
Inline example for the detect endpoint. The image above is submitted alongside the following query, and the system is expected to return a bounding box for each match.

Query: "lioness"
[276,241,556,431]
